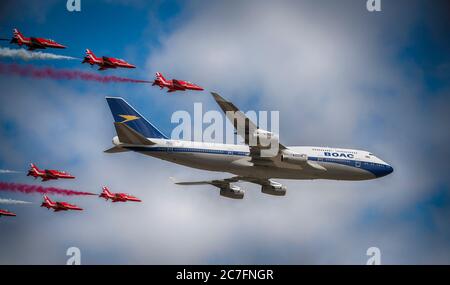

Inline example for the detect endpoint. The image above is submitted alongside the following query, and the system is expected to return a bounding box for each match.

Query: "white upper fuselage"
[114,138,393,181]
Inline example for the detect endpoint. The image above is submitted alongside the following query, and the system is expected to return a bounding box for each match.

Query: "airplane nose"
[379,164,393,177]
[386,165,394,175]
[373,163,393,178]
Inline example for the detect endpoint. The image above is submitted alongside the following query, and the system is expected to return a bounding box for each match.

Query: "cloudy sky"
[0,0,449,264]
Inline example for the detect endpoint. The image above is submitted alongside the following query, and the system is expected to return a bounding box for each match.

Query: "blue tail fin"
[106,97,168,139]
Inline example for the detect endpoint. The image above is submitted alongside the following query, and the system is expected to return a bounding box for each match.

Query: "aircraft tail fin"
[29,163,42,175]
[106,97,168,139]
[102,186,112,197]
[155,72,169,84]
[85,49,100,62]
[43,195,54,206]
[86,49,94,56]
[13,28,23,38]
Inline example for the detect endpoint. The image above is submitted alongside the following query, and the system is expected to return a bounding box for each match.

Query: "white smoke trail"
[0,169,21,174]
[0,198,32,205]
[0,47,79,61]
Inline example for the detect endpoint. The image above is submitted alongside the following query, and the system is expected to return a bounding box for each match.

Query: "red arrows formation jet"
[99,186,142,203]
[152,72,204,93]
[82,49,136,71]
[41,195,83,212]
[0,209,17,217]
[10,28,66,50]
[27,163,75,182]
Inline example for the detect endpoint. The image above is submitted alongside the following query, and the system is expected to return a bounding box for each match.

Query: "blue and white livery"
[104,93,393,199]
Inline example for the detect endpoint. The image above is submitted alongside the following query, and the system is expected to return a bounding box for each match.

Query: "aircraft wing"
[30,38,45,48]
[211,92,286,167]
[173,176,279,188]
[54,202,68,211]
[44,170,58,178]
[172,79,186,90]
[210,92,326,172]
[102,57,116,67]
[172,176,239,188]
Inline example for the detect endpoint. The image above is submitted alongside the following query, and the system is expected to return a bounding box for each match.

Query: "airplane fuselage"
[114,138,393,181]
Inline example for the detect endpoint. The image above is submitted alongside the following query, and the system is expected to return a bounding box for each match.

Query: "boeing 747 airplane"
[104,93,393,199]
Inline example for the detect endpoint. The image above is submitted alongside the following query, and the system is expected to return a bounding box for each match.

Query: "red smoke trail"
[0,63,152,84]
[0,182,95,196]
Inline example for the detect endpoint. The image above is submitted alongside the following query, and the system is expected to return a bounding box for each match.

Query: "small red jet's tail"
[42,195,55,208]
[154,72,170,86]
[156,72,168,83]
[30,163,39,171]
[83,49,102,64]
[12,28,27,45]
[27,163,43,177]
[100,186,113,200]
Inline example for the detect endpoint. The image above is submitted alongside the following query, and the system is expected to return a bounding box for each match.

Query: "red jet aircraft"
[152,72,204,93]
[10,28,66,50]
[0,209,16,217]
[99,186,142,203]
[82,49,136,71]
[41,195,83,212]
[27,163,75,182]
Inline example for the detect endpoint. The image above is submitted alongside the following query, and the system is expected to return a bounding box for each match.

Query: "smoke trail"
[0,182,95,196]
[0,169,21,174]
[0,63,152,84]
[0,198,32,205]
[0,47,79,61]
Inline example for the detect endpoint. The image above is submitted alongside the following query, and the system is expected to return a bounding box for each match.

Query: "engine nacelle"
[281,152,308,166]
[220,185,244,199]
[261,181,287,196]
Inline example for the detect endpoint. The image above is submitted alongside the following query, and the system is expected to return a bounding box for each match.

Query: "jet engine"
[261,181,287,196]
[220,185,245,199]
[281,151,308,166]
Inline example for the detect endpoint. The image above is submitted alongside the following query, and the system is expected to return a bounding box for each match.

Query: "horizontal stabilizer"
[114,122,155,146]
[175,181,211,186]
[104,146,130,153]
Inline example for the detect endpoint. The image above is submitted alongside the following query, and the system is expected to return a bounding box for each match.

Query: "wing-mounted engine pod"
[220,185,244,199]
[281,151,308,166]
[261,180,287,196]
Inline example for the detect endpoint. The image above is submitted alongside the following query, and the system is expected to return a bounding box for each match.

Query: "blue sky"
[0,0,449,264]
